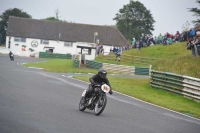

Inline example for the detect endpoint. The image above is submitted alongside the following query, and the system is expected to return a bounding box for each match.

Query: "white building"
[6,16,129,60]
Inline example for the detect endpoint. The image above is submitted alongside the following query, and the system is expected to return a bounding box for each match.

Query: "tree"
[45,8,63,21]
[189,0,200,24]
[113,1,155,41]
[55,8,61,20]
[45,17,59,21]
[0,8,31,44]
[182,21,191,32]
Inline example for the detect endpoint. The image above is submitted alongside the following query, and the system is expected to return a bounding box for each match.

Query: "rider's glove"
[109,90,113,95]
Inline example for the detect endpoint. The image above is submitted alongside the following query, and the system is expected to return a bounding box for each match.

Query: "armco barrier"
[39,52,72,59]
[135,67,150,76]
[85,60,151,75]
[150,70,200,101]
[86,60,103,70]
[73,60,80,68]
[103,63,135,74]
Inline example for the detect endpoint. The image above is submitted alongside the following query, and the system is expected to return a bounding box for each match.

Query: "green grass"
[24,59,98,73]
[122,42,190,59]
[96,42,200,78]
[74,76,200,118]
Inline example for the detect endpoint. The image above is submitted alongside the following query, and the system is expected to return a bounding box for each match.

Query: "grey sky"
[0,0,198,37]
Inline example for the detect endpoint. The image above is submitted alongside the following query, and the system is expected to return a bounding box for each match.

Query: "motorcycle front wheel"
[79,97,86,111]
[94,95,107,116]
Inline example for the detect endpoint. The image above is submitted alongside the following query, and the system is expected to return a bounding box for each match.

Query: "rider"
[9,51,14,60]
[83,69,113,103]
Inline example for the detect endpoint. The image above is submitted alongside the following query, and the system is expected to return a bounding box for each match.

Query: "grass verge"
[23,58,98,73]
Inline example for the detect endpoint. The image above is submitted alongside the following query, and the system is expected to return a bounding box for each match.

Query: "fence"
[85,60,150,75]
[85,60,103,69]
[73,60,80,68]
[39,52,72,59]
[150,70,200,101]
[102,54,158,66]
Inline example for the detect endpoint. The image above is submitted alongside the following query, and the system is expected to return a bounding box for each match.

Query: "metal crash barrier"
[150,70,200,101]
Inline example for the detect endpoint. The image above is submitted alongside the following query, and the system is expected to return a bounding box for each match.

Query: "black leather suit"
[85,74,112,97]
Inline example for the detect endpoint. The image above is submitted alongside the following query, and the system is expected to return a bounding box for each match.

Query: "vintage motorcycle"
[10,54,14,61]
[79,84,110,116]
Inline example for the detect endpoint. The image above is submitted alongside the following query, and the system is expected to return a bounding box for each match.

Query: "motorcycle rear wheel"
[79,97,86,111]
[94,95,107,116]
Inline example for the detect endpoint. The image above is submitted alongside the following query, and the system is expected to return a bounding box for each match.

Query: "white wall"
[6,36,78,56]
[5,36,97,60]
[0,47,9,54]
[85,49,96,60]
[103,45,112,55]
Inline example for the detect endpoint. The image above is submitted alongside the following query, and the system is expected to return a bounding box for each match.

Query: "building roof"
[7,16,130,47]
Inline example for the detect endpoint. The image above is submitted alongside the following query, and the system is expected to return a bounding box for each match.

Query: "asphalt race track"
[0,55,200,133]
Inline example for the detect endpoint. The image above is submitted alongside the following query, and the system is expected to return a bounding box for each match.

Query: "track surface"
[0,55,200,133]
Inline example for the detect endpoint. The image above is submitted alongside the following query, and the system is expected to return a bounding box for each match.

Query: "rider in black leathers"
[83,69,113,103]
[9,51,14,60]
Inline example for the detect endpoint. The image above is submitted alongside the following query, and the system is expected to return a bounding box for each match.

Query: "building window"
[41,40,49,45]
[14,37,26,42]
[64,42,73,47]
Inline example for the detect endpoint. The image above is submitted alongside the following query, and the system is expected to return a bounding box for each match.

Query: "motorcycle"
[79,84,110,116]
[10,54,14,61]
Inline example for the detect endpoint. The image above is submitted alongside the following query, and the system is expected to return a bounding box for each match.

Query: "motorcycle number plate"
[82,90,86,97]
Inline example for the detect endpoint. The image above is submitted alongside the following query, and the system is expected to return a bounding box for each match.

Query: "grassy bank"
[96,42,200,78]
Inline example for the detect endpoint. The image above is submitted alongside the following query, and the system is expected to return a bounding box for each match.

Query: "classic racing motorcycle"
[79,84,110,116]
[10,54,14,61]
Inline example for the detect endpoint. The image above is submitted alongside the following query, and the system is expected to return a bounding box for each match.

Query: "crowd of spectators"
[127,25,200,57]
[96,24,200,59]
[186,25,200,57]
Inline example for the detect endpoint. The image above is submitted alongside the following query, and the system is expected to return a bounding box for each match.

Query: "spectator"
[167,38,173,45]
[187,37,196,57]
[183,30,188,42]
[147,36,151,46]
[113,46,117,53]
[157,33,163,44]
[116,47,122,55]
[194,31,200,56]
[97,44,103,54]
[139,39,143,50]
[175,31,181,42]
[132,38,136,48]
[154,36,157,44]
[189,28,196,40]
[115,47,122,61]
[163,33,168,45]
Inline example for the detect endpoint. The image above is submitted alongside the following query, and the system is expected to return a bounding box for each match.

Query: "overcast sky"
[0,0,198,37]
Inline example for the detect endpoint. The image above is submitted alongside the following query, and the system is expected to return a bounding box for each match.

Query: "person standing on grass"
[132,38,136,48]
[139,39,143,50]
[187,37,196,57]
[189,31,200,57]
[194,31,200,56]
